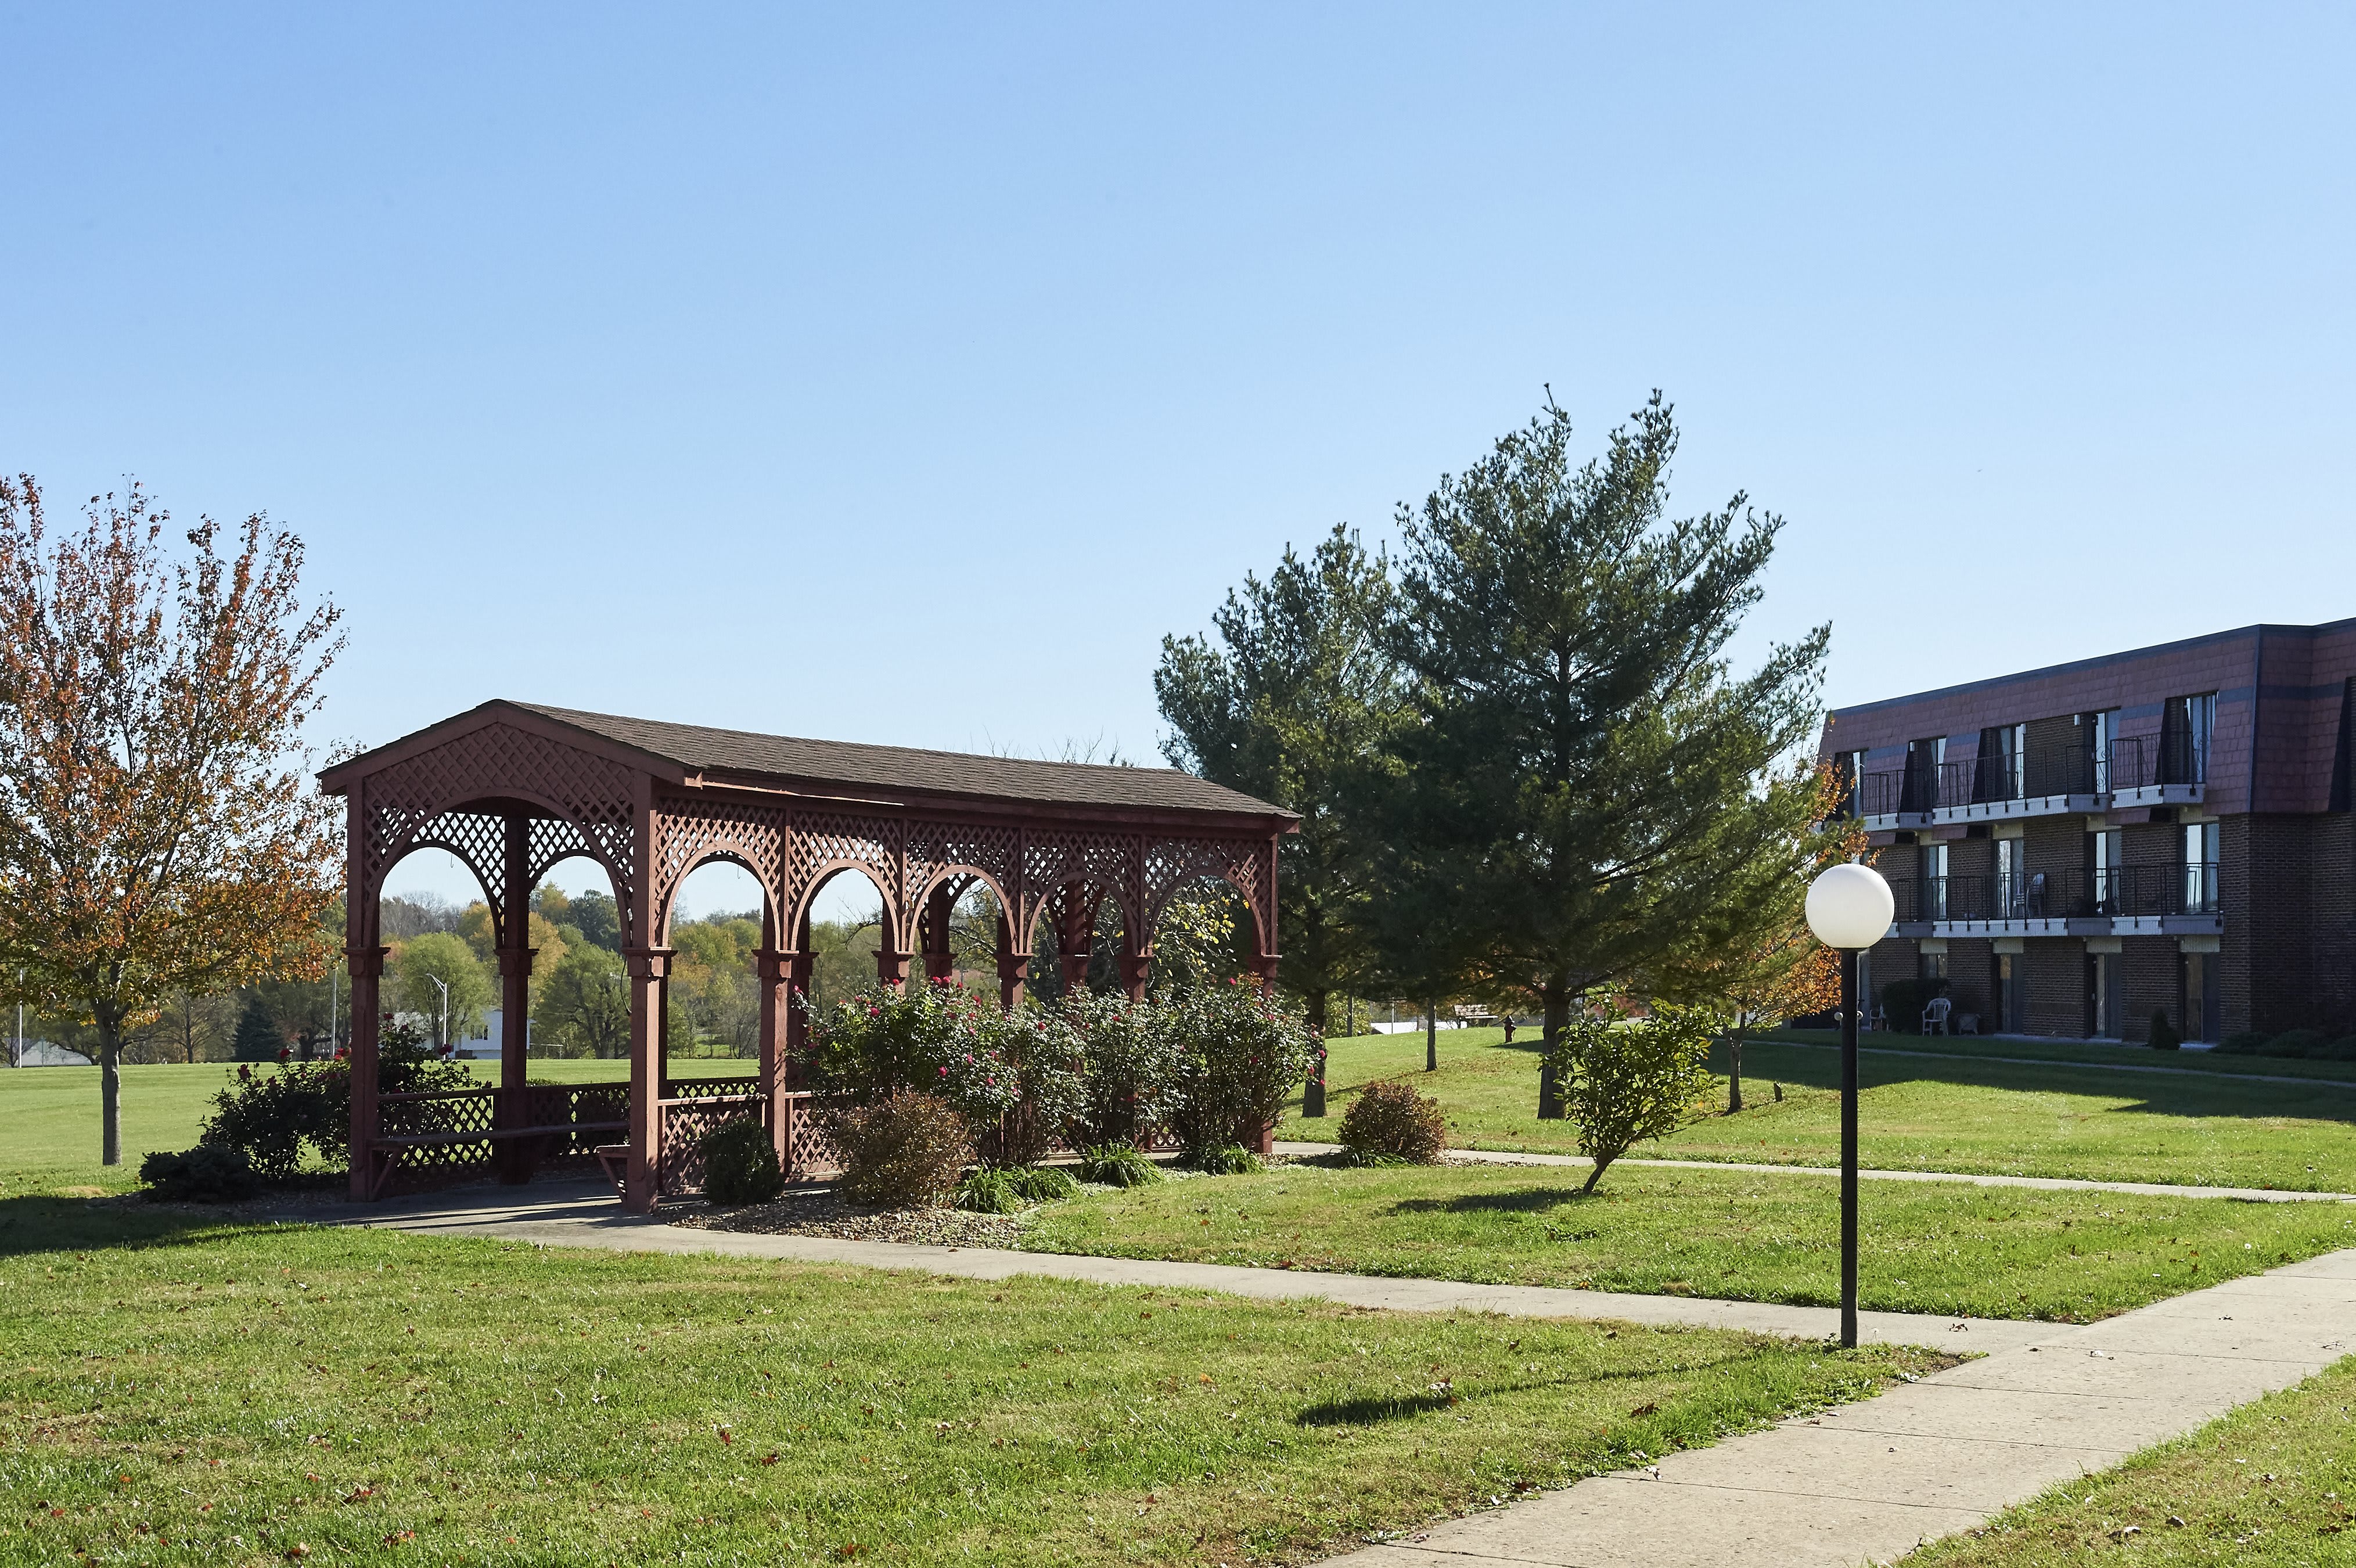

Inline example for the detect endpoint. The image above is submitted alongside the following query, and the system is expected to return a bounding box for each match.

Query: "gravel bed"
[671,1188,1036,1248]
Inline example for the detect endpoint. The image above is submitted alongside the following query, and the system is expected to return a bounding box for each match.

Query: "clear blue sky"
[5,5,2351,917]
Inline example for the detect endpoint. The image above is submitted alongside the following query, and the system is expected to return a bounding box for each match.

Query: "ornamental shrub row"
[797,977,1318,1166]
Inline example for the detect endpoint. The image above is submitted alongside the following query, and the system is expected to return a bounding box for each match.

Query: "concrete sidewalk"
[1274,1141,2356,1204]
[291,1180,2046,1350]
[1335,1250,2354,1567]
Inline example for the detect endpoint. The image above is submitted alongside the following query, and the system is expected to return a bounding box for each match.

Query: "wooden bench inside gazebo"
[320,700,1292,1212]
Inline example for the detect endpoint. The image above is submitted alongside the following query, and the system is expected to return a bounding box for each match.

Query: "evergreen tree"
[231,996,285,1062]
[1155,523,1401,1038]
[1371,393,1833,1116]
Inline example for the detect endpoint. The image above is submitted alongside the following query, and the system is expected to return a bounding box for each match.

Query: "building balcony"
[1849,737,2209,832]
[1882,863,2222,940]
[2105,733,2207,810]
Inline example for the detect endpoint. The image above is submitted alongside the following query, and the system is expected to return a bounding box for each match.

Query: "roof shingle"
[506,702,1289,819]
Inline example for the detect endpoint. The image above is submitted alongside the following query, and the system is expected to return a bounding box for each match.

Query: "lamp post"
[1804,861,1894,1349]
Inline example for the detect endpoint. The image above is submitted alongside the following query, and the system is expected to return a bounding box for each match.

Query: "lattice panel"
[1145,835,1268,944]
[780,1092,841,1179]
[405,810,510,937]
[1020,829,1143,937]
[361,720,641,941]
[652,797,787,934]
[904,821,1019,920]
[657,1096,767,1196]
[527,815,637,900]
[786,810,902,930]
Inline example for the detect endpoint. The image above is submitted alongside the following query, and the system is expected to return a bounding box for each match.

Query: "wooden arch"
[320,700,1294,1213]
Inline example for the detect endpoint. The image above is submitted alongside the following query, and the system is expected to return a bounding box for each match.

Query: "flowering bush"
[800,981,1022,1141]
[985,1003,1089,1165]
[1163,979,1319,1164]
[1059,986,1185,1148]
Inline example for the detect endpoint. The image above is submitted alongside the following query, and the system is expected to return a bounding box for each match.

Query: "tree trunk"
[1726,1028,1745,1114]
[1425,1001,1437,1072]
[1304,988,1329,1035]
[1537,981,1568,1119]
[96,1022,123,1166]
[1580,1152,1610,1193]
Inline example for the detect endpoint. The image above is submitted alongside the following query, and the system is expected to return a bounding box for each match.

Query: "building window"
[2086,710,2118,792]
[2182,820,2220,914]
[1997,837,2027,917]
[2091,950,2122,1037]
[2087,826,2123,914]
[2001,722,2026,800]
[2182,950,2219,1042]
[1995,952,2025,1033]
[1920,841,1949,919]
[2164,693,2217,785]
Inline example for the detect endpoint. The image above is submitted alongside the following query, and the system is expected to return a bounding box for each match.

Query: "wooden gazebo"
[319,701,1293,1211]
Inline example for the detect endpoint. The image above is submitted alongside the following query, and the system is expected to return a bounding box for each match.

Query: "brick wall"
[1944,937,1994,1026]
[2311,813,2356,1031]
[2121,936,2177,1043]
[2024,936,2084,1037]
[2240,815,2318,1034]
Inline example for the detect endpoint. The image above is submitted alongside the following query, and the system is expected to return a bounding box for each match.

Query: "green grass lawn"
[0,1058,750,1198]
[1899,1354,2356,1565]
[0,1200,1940,1567]
[1279,1030,2356,1192]
[1021,1160,2356,1322]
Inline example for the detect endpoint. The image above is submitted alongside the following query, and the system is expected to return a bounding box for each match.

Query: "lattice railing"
[656,1094,769,1195]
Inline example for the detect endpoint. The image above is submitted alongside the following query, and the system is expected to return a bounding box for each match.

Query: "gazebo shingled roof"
[322,697,1293,1213]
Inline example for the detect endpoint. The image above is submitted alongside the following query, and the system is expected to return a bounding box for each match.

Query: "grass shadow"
[1723,1041,2356,1125]
[1388,1186,1592,1216]
[1295,1391,1457,1426]
[0,1193,277,1257]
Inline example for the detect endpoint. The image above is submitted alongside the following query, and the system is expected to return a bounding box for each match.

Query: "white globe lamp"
[1806,862,1894,951]
[1805,857,1890,1353]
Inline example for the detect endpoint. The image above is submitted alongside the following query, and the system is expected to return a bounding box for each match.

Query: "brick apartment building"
[1819,620,2356,1043]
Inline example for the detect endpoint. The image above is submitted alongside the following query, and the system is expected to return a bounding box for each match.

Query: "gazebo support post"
[756,941,788,1168]
[345,944,387,1200]
[1057,883,1092,992]
[624,947,669,1214]
[495,814,535,1184]
[921,884,956,984]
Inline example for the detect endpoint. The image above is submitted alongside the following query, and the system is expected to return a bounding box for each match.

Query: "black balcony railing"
[1884,862,2220,925]
[1857,768,1909,817]
[2107,732,2206,792]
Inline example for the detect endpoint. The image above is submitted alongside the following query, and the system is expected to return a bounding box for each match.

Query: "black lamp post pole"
[1840,947,1861,1350]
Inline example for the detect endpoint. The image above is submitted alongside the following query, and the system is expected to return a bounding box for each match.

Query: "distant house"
[450,1007,528,1062]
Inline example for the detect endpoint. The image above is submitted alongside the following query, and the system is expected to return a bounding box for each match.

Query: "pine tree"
[1369,393,1835,1117]
[231,997,285,1062]
[1155,524,1402,1040]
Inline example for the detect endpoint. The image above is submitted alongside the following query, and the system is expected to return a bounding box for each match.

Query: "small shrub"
[2320,1036,2356,1063]
[2216,1030,2271,1056]
[138,1145,260,1203]
[1336,1078,1447,1164]
[825,1089,974,1209]
[955,1168,1026,1214]
[2146,1010,2181,1052]
[699,1120,784,1207]
[1188,1143,1264,1175]
[1545,1005,1719,1193]
[1077,1143,1163,1188]
[201,1020,467,1181]
[2266,1028,2330,1060]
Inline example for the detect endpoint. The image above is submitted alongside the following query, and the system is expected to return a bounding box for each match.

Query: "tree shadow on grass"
[1722,1041,2356,1126]
[1387,1186,1594,1215]
[1296,1391,1458,1425]
[0,1194,273,1257]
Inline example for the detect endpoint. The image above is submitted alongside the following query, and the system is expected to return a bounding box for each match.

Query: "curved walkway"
[1275,1141,2356,1204]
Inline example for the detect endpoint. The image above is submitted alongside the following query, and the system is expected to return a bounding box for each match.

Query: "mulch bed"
[670,1187,1035,1248]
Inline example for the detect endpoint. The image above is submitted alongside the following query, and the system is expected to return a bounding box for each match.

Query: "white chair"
[1921,996,1952,1035]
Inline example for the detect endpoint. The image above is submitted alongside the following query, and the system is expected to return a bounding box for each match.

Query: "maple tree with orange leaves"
[0,477,344,1165]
